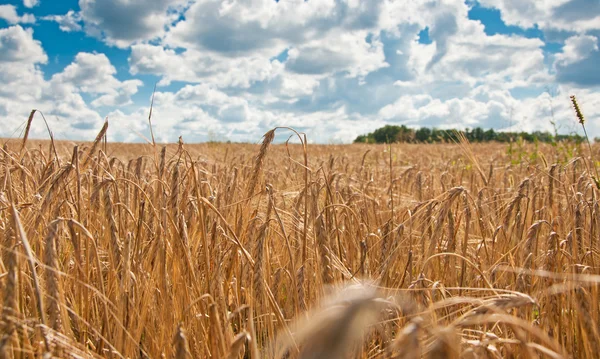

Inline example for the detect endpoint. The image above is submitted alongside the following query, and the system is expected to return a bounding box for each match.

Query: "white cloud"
[130,1,402,98]
[286,30,388,78]
[129,44,281,87]
[164,0,388,68]
[378,93,512,130]
[424,32,548,87]
[555,34,598,66]
[0,26,104,139]
[90,79,143,108]
[0,26,46,104]
[54,53,123,92]
[0,26,47,120]
[0,5,35,24]
[554,35,600,87]
[0,25,46,63]
[271,72,322,100]
[402,2,551,89]
[165,0,334,55]
[42,10,82,32]
[23,0,39,8]
[478,0,600,32]
[94,83,365,143]
[107,84,246,143]
[0,29,139,140]
[78,0,188,48]
[50,52,142,107]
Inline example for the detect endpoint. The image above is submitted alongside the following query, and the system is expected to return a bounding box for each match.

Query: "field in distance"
[0,133,598,358]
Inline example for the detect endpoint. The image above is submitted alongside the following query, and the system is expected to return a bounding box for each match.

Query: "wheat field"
[1,124,599,358]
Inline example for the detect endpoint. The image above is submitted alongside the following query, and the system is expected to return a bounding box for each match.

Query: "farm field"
[1,130,599,358]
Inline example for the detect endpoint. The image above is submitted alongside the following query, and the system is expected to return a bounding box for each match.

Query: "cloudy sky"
[0,0,599,143]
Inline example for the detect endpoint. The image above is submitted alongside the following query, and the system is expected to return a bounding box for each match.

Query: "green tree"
[354,125,585,144]
[415,127,432,142]
[372,125,402,143]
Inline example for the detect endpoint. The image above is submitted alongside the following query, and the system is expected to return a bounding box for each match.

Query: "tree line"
[353,125,586,144]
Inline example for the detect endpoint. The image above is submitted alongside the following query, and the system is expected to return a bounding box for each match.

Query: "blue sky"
[0,0,599,143]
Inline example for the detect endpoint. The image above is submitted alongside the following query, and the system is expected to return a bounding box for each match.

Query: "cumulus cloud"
[131,1,409,96]
[555,34,598,67]
[0,26,46,109]
[50,52,143,108]
[0,26,102,139]
[0,5,35,24]
[0,28,141,139]
[555,35,600,87]
[424,31,548,87]
[128,0,390,90]
[379,94,511,130]
[0,25,46,63]
[42,10,82,32]
[285,30,388,78]
[164,0,388,68]
[77,0,188,48]
[552,0,600,26]
[425,8,459,70]
[129,44,281,87]
[478,0,600,32]
[23,0,39,8]
[90,80,142,108]
[108,84,257,143]
[166,0,334,55]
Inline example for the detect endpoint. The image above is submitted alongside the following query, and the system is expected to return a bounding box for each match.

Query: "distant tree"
[435,129,447,142]
[415,127,431,142]
[372,125,402,143]
[472,127,484,142]
[396,125,415,142]
[354,125,584,144]
[484,129,497,141]
[354,134,368,143]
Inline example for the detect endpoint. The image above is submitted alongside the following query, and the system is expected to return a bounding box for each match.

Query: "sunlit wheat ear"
[574,287,600,354]
[19,109,36,155]
[574,202,584,261]
[122,232,132,293]
[416,171,423,201]
[228,331,249,359]
[104,182,122,268]
[169,161,180,212]
[297,265,307,312]
[9,204,50,352]
[427,327,460,359]
[44,219,62,332]
[276,283,390,359]
[82,120,108,167]
[159,145,166,179]
[36,160,74,232]
[388,318,422,359]
[380,220,391,269]
[0,240,18,356]
[458,293,536,323]
[209,301,229,358]
[271,268,282,303]
[316,213,333,286]
[570,95,585,124]
[247,129,275,199]
[253,221,268,305]
[173,323,192,359]
[548,164,557,209]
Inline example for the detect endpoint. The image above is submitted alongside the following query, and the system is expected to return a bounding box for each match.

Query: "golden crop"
[0,126,598,358]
